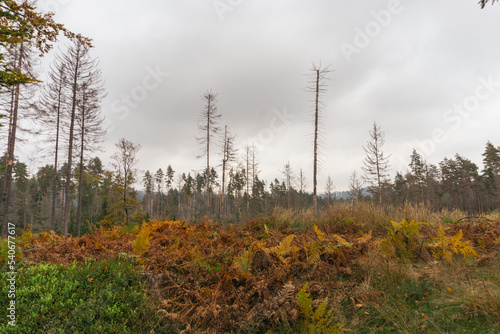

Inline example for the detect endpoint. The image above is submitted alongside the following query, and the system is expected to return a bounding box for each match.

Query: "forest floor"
[1,203,500,333]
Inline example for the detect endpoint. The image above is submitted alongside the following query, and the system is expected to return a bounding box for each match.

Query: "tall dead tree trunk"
[244,145,251,217]
[63,48,80,236]
[61,41,102,235]
[1,44,23,237]
[313,68,319,214]
[307,63,331,215]
[196,91,220,218]
[76,89,86,237]
[221,125,236,216]
[35,56,68,232]
[51,88,62,231]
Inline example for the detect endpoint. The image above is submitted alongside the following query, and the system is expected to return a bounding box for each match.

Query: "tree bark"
[63,46,81,236]
[1,44,23,237]
[50,75,64,231]
[313,69,319,215]
[76,97,86,237]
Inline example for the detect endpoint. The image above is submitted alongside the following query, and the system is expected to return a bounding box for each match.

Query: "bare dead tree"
[243,145,251,216]
[480,0,499,8]
[35,52,68,231]
[306,63,331,215]
[349,171,365,203]
[325,175,336,205]
[298,168,308,194]
[56,40,98,235]
[220,125,237,216]
[111,138,141,225]
[176,174,184,218]
[281,161,295,209]
[1,42,39,237]
[362,122,391,206]
[298,168,308,209]
[74,65,106,236]
[196,91,221,217]
[250,144,260,195]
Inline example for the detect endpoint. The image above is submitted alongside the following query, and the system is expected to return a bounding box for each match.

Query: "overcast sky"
[26,0,500,191]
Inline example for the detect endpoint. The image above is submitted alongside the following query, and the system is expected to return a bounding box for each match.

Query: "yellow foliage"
[430,223,479,263]
[357,230,372,244]
[94,241,109,252]
[314,224,325,241]
[17,228,34,248]
[306,225,352,267]
[306,241,322,266]
[233,249,252,275]
[271,235,297,256]
[103,226,122,240]
[133,224,152,255]
[380,219,427,261]
[250,240,268,252]
[296,283,342,333]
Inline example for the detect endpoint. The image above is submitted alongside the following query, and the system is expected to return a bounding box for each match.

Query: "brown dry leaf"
[179,323,191,334]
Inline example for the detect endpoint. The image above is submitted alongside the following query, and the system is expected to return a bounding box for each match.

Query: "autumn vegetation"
[0,204,499,332]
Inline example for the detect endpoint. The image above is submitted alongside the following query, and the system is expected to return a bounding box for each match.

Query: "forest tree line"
[1,1,500,236]
[1,134,499,236]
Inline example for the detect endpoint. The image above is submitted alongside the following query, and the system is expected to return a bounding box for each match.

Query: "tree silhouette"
[196,91,221,216]
[306,63,331,215]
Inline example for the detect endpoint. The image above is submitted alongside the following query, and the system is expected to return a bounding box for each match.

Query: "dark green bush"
[0,255,172,333]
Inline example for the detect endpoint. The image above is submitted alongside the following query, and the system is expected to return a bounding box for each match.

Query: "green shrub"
[0,255,172,333]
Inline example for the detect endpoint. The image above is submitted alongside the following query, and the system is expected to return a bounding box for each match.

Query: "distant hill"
[319,187,371,200]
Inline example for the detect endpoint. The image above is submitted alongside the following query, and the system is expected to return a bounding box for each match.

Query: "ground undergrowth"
[1,204,499,333]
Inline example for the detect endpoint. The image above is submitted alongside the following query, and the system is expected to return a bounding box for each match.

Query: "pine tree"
[142,170,153,217]
[481,141,500,210]
[154,168,164,218]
